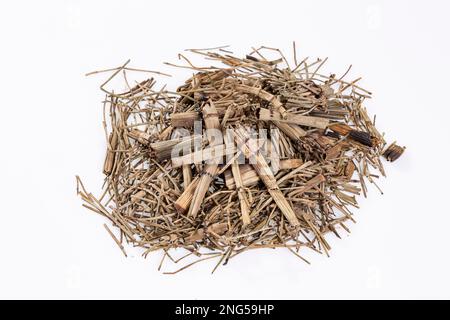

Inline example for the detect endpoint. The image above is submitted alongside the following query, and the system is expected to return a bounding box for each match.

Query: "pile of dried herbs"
[77,45,405,273]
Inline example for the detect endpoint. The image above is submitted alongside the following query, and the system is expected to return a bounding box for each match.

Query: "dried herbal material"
[383,142,406,162]
[77,44,405,273]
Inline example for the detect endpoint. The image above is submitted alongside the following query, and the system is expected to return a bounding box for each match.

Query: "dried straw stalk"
[233,126,300,226]
[188,103,222,218]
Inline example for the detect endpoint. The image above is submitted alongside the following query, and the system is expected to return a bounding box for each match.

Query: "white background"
[0,0,449,299]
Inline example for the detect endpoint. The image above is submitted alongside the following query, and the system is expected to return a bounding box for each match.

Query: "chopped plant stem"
[77,45,404,273]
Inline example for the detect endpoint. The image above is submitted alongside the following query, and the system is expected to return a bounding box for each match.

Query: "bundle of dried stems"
[77,44,404,273]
